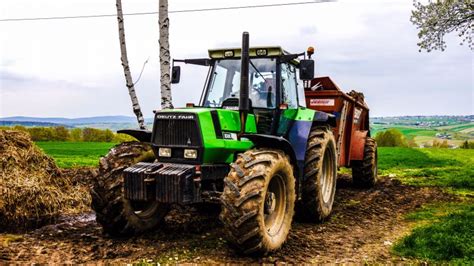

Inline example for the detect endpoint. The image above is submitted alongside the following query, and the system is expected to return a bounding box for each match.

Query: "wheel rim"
[320,147,335,203]
[130,201,160,219]
[264,173,287,237]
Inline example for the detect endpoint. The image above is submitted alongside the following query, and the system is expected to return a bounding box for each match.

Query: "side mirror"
[171,66,181,84]
[299,60,315,80]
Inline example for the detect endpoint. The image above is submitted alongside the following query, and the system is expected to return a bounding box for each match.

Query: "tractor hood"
[151,108,257,164]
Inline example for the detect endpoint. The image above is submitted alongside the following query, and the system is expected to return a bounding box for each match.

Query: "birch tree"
[159,0,174,109]
[116,0,146,129]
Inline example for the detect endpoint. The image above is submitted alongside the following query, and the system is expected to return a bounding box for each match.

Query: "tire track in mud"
[0,174,455,264]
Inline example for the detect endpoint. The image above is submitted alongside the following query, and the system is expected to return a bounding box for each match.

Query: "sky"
[0,0,472,118]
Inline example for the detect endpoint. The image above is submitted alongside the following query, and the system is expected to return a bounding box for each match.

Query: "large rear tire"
[352,137,378,187]
[90,142,169,236]
[220,149,295,254]
[301,126,337,221]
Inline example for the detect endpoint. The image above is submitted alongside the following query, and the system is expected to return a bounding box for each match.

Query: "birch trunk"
[116,0,146,129]
[159,0,173,109]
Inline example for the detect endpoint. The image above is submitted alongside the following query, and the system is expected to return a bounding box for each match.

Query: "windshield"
[203,58,276,108]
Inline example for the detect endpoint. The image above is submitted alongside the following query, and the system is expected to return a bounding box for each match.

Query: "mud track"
[0,173,454,264]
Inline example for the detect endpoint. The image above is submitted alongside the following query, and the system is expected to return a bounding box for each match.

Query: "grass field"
[34,141,473,263]
[35,141,116,168]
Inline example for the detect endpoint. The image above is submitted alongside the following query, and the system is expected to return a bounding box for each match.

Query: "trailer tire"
[220,149,295,254]
[352,137,378,187]
[301,126,337,222]
[90,142,169,236]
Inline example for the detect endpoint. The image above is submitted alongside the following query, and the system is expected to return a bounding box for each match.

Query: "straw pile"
[0,130,90,231]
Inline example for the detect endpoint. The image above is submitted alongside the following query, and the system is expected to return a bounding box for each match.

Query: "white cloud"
[0,0,472,118]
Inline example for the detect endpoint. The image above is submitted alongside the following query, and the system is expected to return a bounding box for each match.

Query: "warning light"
[307,46,315,58]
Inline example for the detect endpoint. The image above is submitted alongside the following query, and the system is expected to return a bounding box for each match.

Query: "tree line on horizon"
[0,125,135,143]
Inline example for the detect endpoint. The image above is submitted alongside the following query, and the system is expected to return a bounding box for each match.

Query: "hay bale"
[0,130,90,231]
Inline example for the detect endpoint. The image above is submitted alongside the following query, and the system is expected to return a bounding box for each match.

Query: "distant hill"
[0,116,154,131]
[0,121,70,127]
[0,116,152,125]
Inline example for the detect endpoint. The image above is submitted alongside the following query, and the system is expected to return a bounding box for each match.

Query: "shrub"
[375,128,408,147]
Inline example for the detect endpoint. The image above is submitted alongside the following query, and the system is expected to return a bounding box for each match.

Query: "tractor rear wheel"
[220,149,295,254]
[352,137,378,187]
[301,126,337,222]
[90,142,169,236]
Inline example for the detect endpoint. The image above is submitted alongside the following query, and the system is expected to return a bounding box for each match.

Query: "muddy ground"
[0,171,455,264]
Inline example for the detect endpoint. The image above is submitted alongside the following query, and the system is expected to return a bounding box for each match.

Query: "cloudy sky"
[0,0,472,118]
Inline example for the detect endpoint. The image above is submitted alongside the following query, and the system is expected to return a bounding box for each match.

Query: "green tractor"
[91,32,344,254]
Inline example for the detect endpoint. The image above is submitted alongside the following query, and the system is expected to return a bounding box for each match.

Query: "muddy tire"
[90,142,169,236]
[220,149,295,254]
[352,137,378,187]
[301,126,337,222]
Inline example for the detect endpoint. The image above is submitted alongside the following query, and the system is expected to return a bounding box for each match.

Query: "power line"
[0,1,335,22]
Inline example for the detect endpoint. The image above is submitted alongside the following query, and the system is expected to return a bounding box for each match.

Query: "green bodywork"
[158,106,316,164]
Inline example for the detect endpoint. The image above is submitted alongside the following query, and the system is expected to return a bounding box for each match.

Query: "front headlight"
[159,147,171,157]
[184,149,197,159]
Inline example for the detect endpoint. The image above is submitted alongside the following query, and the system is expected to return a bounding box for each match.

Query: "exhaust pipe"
[238,32,250,139]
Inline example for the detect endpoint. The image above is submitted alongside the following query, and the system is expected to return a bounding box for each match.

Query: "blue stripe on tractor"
[288,119,313,177]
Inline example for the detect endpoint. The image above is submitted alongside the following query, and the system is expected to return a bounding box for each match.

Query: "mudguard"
[313,111,337,127]
[242,133,299,178]
[117,129,152,142]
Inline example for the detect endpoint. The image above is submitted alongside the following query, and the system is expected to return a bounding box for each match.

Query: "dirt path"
[0,174,454,264]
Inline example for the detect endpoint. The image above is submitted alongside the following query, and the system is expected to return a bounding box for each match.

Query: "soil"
[0,172,455,264]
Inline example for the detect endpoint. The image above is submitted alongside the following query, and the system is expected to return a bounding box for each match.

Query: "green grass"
[35,141,117,168]
[393,203,474,263]
[378,147,474,193]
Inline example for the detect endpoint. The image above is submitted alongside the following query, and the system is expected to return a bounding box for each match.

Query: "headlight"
[159,148,171,157]
[184,149,197,159]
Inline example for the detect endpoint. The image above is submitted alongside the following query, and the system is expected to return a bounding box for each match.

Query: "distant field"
[35,141,117,168]
[371,122,474,147]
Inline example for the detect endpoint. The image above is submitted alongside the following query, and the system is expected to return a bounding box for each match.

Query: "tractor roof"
[208,46,296,61]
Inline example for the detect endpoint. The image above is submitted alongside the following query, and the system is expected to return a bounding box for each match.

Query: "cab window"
[281,63,298,108]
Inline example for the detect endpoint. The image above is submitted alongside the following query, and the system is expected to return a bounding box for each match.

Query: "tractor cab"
[173,46,314,134]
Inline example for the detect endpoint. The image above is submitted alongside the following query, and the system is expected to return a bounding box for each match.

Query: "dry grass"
[0,130,90,231]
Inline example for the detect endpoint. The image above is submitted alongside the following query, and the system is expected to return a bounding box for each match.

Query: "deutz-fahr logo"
[156,114,194,120]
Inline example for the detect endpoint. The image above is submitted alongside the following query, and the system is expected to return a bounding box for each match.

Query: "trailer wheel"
[90,142,169,236]
[352,137,378,187]
[220,149,295,254]
[301,126,337,222]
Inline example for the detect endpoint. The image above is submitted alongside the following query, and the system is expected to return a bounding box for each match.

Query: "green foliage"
[35,141,117,168]
[70,128,82,141]
[461,140,474,149]
[393,203,474,263]
[1,126,134,143]
[432,139,449,148]
[411,0,473,52]
[375,128,409,147]
[378,147,474,192]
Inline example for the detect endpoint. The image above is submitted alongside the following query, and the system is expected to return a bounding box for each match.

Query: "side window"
[206,65,228,107]
[296,68,306,107]
[281,63,298,108]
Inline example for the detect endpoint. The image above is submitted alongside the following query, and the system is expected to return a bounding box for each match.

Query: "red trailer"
[304,77,376,181]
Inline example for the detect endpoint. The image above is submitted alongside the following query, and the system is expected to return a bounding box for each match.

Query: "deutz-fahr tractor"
[90,32,377,254]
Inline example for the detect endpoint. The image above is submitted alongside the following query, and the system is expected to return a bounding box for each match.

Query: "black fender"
[117,129,152,142]
[313,111,337,127]
[242,134,299,179]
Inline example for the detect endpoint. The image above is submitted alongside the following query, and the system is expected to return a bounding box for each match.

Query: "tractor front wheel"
[220,149,295,254]
[90,142,169,236]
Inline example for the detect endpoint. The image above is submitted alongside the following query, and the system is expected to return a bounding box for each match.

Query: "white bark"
[116,0,146,129]
[159,0,173,109]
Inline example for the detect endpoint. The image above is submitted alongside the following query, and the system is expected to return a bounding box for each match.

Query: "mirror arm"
[174,58,211,66]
